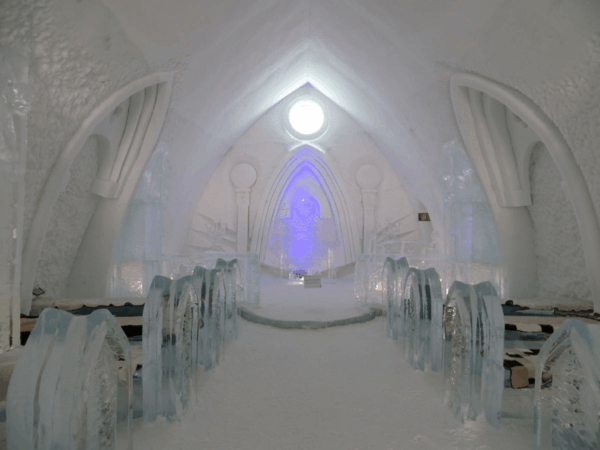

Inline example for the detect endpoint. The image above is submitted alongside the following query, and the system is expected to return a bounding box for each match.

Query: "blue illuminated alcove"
[266,162,339,274]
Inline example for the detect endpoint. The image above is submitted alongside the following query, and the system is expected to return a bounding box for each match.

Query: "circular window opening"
[286,98,327,139]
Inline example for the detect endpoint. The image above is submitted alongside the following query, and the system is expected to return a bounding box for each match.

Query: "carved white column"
[356,164,382,253]
[235,188,251,252]
[231,163,257,252]
[360,189,378,253]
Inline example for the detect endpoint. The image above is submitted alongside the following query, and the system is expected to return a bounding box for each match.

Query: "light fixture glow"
[288,100,325,136]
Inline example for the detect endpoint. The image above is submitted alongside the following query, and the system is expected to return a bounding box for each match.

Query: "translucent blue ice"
[442,281,503,427]
[7,308,133,450]
[534,319,600,450]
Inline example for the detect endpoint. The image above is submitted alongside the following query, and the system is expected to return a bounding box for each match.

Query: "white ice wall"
[528,144,591,302]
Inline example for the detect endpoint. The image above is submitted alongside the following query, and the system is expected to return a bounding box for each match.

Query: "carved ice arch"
[251,145,360,266]
[451,73,600,307]
[21,73,173,313]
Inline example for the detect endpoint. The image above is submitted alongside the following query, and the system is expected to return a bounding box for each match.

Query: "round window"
[285,98,327,139]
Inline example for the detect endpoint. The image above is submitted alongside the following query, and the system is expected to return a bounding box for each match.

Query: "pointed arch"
[21,73,173,311]
[251,146,360,266]
[451,73,600,306]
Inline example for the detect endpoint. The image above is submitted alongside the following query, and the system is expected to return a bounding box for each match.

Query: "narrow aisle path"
[134,320,534,450]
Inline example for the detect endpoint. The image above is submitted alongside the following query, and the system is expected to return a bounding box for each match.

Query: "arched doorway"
[251,145,360,274]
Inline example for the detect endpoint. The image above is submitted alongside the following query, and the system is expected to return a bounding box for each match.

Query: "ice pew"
[533,319,600,450]
[442,281,504,427]
[6,308,133,450]
[399,267,444,372]
[142,260,240,424]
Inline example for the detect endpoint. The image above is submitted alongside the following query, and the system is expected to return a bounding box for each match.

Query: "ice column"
[231,163,257,252]
[443,281,502,426]
[0,48,31,350]
[442,141,502,291]
[6,308,133,450]
[534,319,600,450]
[356,164,382,253]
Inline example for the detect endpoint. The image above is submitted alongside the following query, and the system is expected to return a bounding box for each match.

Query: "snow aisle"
[132,319,534,450]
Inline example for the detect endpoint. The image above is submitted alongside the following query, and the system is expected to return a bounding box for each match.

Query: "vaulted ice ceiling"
[99,0,600,252]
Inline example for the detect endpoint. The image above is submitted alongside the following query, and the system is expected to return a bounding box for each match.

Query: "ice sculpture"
[534,319,600,450]
[382,257,409,340]
[6,308,133,450]
[442,281,504,427]
[400,267,444,372]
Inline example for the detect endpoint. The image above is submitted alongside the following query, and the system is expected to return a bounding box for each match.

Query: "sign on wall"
[304,275,322,288]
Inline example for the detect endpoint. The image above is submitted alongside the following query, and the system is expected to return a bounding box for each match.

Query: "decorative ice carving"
[6,308,133,450]
[206,219,227,251]
[534,319,600,450]
[372,214,420,255]
[442,281,503,427]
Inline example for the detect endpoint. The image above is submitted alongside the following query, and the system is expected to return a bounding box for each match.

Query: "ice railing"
[6,308,134,450]
[143,258,240,424]
[442,281,504,428]
[533,319,600,450]
[111,252,260,307]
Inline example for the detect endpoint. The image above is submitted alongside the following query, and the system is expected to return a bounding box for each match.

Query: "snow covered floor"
[131,318,535,450]
[253,277,370,322]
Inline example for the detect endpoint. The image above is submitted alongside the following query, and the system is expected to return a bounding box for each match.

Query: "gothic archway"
[251,146,360,269]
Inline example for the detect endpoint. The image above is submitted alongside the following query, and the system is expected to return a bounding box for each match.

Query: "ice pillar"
[0,48,31,352]
[356,164,382,253]
[235,188,250,252]
[361,189,377,253]
[230,163,257,252]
